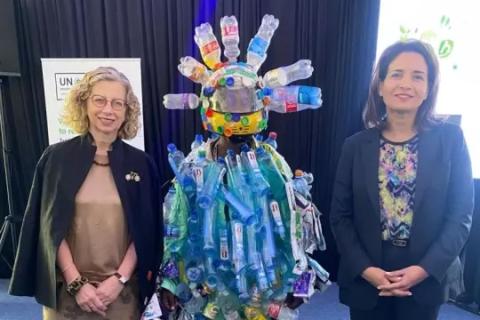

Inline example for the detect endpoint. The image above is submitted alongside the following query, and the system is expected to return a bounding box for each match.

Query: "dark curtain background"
[0,0,381,278]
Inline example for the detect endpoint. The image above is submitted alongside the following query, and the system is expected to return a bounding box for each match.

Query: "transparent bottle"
[263,302,299,320]
[267,86,322,113]
[163,93,199,110]
[191,134,204,151]
[167,143,185,176]
[184,290,207,314]
[178,56,211,84]
[246,14,279,71]
[262,59,314,87]
[194,23,222,69]
[220,16,240,62]
[263,132,278,150]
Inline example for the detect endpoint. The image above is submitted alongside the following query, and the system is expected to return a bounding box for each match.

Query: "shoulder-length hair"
[61,66,141,140]
[363,39,440,130]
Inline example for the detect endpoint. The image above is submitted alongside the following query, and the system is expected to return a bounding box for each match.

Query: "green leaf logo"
[438,39,454,58]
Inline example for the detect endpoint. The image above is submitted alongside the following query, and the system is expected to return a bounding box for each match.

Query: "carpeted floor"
[1,279,478,319]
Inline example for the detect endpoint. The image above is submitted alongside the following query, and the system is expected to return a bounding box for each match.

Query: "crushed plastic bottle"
[220,16,240,62]
[178,56,211,84]
[262,59,314,87]
[194,23,222,69]
[163,93,199,110]
[246,15,279,71]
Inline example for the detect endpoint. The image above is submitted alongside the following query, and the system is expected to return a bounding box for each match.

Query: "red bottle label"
[286,102,298,112]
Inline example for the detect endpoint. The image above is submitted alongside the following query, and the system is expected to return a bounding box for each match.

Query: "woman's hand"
[96,275,125,306]
[362,266,412,297]
[377,265,428,296]
[75,283,107,317]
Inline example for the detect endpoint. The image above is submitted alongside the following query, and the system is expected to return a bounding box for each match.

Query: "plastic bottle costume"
[146,15,330,320]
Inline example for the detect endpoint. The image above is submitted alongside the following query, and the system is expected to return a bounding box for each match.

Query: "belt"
[384,239,409,247]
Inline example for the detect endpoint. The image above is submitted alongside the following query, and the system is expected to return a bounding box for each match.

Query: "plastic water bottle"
[162,187,176,224]
[197,158,226,209]
[292,169,313,197]
[167,143,185,176]
[191,134,204,151]
[259,196,276,282]
[264,302,299,320]
[192,150,209,193]
[267,86,322,113]
[231,220,248,298]
[184,290,207,314]
[194,23,222,69]
[263,132,278,150]
[178,56,211,84]
[220,16,240,62]
[163,93,199,110]
[262,59,314,87]
[167,143,196,195]
[221,186,256,225]
[246,14,279,71]
[216,287,241,320]
[240,144,270,196]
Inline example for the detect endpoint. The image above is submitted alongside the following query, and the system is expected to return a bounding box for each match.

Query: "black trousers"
[349,296,440,320]
[350,241,441,320]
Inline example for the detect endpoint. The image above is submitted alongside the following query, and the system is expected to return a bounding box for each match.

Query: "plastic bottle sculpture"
[150,14,330,320]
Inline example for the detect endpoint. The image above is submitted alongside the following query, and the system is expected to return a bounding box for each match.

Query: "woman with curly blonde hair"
[10,66,163,319]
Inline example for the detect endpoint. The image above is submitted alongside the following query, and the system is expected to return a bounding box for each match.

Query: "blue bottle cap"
[262,87,273,96]
[203,86,215,97]
[167,143,177,153]
[225,76,235,87]
[240,144,250,152]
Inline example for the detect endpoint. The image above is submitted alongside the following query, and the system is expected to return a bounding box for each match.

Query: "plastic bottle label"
[220,235,230,261]
[267,303,281,318]
[285,101,298,112]
[269,200,283,226]
[247,151,259,169]
[222,25,238,36]
[201,41,220,55]
[192,167,204,188]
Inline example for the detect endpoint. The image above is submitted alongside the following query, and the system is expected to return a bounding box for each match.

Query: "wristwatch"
[66,276,89,296]
[114,272,129,285]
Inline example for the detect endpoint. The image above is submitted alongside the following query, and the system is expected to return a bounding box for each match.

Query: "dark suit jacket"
[330,122,474,309]
[9,134,163,311]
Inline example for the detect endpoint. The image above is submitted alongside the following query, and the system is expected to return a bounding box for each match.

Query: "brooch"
[125,171,141,182]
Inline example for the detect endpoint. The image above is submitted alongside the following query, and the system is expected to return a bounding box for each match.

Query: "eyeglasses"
[89,95,128,111]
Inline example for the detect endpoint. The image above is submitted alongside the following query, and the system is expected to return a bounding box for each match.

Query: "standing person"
[330,39,474,319]
[9,67,162,319]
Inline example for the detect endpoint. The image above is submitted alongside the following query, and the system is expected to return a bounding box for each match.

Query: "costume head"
[163,14,323,136]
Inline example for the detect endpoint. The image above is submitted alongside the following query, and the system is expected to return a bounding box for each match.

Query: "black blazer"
[9,134,163,311]
[330,122,474,309]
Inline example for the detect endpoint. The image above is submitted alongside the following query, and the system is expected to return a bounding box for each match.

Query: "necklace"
[93,159,110,166]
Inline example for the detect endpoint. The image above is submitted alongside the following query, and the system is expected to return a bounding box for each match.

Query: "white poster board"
[377,1,480,177]
[41,58,144,150]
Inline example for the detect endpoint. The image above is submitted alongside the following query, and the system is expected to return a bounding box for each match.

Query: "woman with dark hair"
[9,67,162,319]
[330,39,474,319]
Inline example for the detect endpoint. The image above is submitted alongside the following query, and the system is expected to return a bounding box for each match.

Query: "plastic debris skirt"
[145,14,331,320]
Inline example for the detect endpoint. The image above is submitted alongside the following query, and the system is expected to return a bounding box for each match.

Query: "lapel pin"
[125,171,141,182]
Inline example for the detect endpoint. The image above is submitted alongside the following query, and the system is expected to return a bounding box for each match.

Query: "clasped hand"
[362,265,428,297]
[75,275,124,317]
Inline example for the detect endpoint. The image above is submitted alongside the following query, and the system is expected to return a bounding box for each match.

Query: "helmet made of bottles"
[163,14,323,136]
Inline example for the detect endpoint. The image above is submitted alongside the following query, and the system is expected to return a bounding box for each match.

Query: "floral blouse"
[378,135,419,241]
